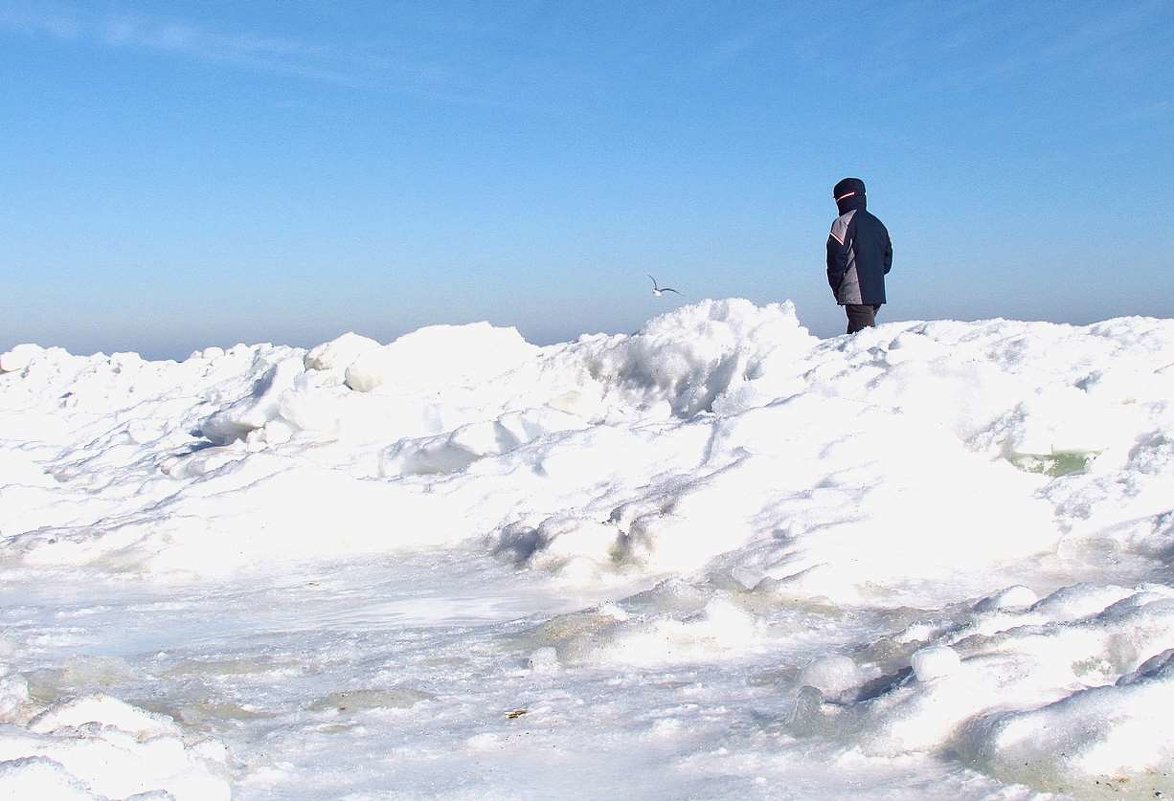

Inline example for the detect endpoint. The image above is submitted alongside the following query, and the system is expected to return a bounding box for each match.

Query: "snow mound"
[3,300,1174,798]
[582,297,816,417]
[964,650,1174,792]
[344,322,539,394]
[0,689,231,801]
[2,301,1173,607]
[0,343,44,373]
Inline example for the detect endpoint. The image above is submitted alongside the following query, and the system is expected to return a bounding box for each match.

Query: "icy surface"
[2,299,1173,799]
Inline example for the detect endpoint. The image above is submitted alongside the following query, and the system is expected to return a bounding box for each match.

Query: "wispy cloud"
[976,2,1168,81]
[0,5,82,40]
[695,11,791,73]
[0,4,484,102]
[97,13,369,87]
[846,0,1173,103]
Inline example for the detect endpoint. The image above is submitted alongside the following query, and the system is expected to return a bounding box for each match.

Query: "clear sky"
[2,1,1172,359]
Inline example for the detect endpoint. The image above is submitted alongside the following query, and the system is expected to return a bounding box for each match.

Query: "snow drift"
[2,298,1172,800]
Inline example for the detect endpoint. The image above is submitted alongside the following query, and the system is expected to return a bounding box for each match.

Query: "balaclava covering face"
[833,177,866,214]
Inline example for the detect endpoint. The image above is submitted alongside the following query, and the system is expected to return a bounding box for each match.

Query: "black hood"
[834,177,866,214]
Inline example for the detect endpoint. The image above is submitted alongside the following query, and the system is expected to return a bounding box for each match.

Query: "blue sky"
[2,1,1172,358]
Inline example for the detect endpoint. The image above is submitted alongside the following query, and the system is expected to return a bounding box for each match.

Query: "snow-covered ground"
[2,298,1172,800]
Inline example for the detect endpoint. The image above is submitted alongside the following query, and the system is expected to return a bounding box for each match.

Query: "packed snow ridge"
[2,298,1173,800]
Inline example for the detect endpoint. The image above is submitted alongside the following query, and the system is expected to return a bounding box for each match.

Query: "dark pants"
[845,304,881,334]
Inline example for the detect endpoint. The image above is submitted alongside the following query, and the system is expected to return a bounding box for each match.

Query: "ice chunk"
[974,585,1039,612]
[798,655,862,697]
[201,355,304,444]
[304,332,381,371]
[29,694,180,738]
[0,757,96,801]
[3,694,230,801]
[911,646,961,682]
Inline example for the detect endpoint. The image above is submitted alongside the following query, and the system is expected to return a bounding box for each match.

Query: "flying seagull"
[648,275,681,297]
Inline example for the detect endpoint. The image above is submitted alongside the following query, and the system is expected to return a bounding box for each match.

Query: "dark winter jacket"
[826,184,893,306]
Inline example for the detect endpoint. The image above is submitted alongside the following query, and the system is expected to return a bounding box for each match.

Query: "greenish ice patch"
[1007,451,1097,477]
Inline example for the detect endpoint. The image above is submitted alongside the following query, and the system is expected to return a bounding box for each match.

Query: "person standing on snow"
[826,177,893,334]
